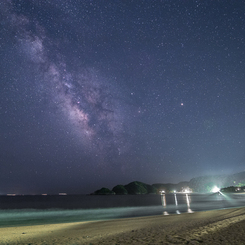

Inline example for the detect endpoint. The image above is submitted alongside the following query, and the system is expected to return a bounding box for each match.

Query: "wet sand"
[1,207,245,244]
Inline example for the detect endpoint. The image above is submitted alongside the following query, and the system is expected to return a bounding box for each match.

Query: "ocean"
[0,193,244,227]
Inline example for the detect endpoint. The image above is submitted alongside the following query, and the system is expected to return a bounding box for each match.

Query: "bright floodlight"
[211,186,220,193]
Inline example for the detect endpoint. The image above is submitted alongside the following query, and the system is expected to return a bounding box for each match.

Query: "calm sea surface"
[0,193,244,227]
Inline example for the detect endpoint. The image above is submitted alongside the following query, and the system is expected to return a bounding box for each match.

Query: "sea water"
[0,193,244,227]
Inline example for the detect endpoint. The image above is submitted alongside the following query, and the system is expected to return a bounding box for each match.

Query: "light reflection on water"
[161,193,169,215]
[186,194,194,213]
[161,192,194,215]
[174,193,180,214]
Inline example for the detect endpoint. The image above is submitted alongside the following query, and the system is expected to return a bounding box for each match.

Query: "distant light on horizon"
[211,186,220,193]
[182,187,192,193]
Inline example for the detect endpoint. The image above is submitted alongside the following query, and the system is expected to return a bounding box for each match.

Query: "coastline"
[1,207,245,244]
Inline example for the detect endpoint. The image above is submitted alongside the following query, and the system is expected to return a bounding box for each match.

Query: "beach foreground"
[1,207,245,244]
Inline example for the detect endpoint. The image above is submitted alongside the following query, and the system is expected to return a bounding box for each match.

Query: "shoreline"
[1,207,245,244]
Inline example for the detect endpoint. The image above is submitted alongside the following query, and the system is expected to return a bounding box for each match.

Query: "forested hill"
[93,171,245,194]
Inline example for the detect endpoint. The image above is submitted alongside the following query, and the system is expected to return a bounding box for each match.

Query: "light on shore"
[211,186,220,193]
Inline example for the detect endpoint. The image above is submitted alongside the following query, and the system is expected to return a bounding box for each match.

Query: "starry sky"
[1,0,245,194]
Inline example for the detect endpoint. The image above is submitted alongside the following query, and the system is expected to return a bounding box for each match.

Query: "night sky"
[1,0,245,195]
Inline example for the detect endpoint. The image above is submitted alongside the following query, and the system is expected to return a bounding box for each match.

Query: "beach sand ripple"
[1,207,245,244]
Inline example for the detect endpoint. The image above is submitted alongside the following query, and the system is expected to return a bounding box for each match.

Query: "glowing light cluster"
[211,186,220,193]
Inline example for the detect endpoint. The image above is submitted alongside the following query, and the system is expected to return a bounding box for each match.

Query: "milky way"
[3,1,131,158]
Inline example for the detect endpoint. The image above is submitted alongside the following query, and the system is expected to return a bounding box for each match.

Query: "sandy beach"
[1,207,245,244]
